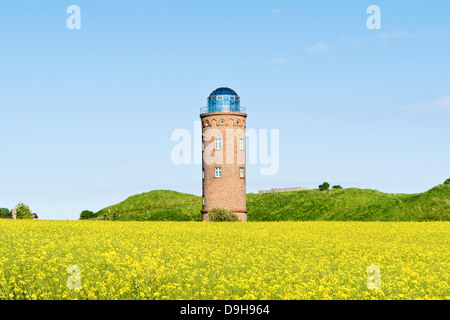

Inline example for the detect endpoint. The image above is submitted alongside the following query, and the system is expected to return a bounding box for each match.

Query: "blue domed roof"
[209,87,239,97]
[201,87,246,114]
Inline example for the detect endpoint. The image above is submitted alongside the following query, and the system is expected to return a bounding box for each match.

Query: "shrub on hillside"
[444,178,450,185]
[15,202,33,219]
[80,210,96,220]
[208,208,239,222]
[0,208,11,218]
[332,185,343,189]
[319,182,330,191]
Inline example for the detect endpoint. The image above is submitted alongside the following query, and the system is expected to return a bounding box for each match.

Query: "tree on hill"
[15,202,33,219]
[319,182,330,191]
[0,208,11,218]
[444,178,450,185]
[332,185,343,189]
[80,210,95,220]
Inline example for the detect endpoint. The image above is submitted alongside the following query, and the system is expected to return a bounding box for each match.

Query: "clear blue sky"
[1,1,449,220]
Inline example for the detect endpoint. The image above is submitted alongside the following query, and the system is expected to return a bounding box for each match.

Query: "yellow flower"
[0,220,448,300]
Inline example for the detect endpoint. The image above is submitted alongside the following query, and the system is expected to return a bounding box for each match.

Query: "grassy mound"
[247,184,450,221]
[92,184,450,221]
[95,190,202,221]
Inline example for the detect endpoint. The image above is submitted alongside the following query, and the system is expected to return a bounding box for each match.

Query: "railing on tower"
[200,106,246,114]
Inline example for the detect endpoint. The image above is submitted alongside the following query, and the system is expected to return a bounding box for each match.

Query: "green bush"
[15,202,33,219]
[208,208,239,222]
[80,210,96,220]
[0,208,10,218]
[319,182,330,191]
[332,185,343,189]
[444,178,450,185]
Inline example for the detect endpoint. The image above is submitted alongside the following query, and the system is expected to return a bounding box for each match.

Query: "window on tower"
[239,138,244,150]
[240,167,244,178]
[215,138,221,150]
[215,167,222,178]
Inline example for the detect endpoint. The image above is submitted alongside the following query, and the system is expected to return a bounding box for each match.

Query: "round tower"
[200,87,247,222]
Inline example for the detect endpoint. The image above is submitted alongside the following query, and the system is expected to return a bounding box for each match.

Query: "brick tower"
[200,87,247,222]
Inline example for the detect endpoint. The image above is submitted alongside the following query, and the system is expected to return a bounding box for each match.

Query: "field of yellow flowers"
[0,220,448,300]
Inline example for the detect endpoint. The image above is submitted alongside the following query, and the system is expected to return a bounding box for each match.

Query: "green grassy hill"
[247,184,450,221]
[95,190,202,221]
[92,183,450,221]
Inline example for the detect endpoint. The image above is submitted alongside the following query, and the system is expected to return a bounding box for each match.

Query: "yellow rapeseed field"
[0,220,448,300]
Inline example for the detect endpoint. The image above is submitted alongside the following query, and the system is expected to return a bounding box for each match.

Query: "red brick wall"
[200,112,247,222]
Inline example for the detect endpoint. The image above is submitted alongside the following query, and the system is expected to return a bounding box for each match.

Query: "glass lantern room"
[200,87,246,114]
